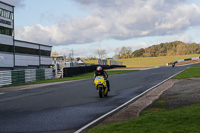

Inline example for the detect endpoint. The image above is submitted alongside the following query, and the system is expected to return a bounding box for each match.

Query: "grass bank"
[3,70,136,87]
[84,54,200,67]
[173,66,200,79]
[89,104,200,133]
[88,66,200,133]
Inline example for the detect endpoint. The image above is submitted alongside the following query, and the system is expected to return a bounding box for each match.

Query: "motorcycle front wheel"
[98,87,103,98]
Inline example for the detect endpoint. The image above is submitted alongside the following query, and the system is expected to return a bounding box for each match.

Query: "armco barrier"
[0,68,54,87]
[168,56,200,66]
[63,65,126,77]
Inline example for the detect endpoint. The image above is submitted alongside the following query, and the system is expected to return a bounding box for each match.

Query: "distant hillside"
[132,41,200,57]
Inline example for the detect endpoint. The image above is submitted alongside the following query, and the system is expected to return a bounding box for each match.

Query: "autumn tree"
[131,41,200,58]
[132,48,144,57]
[51,51,60,56]
[119,46,132,59]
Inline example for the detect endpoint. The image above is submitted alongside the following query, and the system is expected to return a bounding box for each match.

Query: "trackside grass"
[2,70,136,87]
[88,104,200,133]
[88,66,200,133]
[173,66,200,79]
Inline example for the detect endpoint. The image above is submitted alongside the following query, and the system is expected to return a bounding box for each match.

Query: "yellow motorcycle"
[94,76,108,98]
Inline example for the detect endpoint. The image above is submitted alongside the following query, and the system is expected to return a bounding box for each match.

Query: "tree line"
[116,41,200,59]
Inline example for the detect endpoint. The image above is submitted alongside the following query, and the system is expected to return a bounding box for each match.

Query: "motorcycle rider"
[94,66,110,91]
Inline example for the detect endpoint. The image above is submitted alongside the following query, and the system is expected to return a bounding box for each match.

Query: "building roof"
[0,1,15,7]
[15,39,52,47]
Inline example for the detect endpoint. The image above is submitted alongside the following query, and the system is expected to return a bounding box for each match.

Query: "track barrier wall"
[0,68,54,87]
[63,65,126,77]
[0,71,12,87]
[167,56,200,66]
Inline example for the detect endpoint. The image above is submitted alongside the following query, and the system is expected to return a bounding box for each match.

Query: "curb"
[168,57,200,65]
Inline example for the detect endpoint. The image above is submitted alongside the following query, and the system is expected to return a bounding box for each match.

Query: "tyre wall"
[63,65,126,77]
[0,68,54,87]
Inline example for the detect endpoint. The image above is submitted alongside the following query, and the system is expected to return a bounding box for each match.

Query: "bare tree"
[85,55,97,60]
[96,49,107,59]
[68,53,72,60]
[114,48,120,59]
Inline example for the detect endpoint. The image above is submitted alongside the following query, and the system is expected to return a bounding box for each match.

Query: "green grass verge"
[173,66,200,79]
[88,104,200,133]
[88,66,200,133]
[2,70,136,87]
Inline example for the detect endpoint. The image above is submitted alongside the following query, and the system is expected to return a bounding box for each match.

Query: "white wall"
[40,45,52,51]
[14,40,52,66]
[0,34,13,45]
[0,3,13,11]
[41,56,52,65]
[0,2,52,69]
[15,41,39,49]
[0,53,13,67]
[15,54,39,66]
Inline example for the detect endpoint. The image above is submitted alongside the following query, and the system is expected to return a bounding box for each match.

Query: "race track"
[0,64,198,133]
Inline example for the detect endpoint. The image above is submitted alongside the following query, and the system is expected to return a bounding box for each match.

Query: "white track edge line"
[74,68,186,133]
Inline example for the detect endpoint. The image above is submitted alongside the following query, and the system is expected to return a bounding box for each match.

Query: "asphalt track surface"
[0,64,199,133]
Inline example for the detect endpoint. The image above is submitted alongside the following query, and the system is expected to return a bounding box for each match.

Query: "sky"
[2,0,200,58]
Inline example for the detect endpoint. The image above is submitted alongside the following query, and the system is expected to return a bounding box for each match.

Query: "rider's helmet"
[97,66,102,74]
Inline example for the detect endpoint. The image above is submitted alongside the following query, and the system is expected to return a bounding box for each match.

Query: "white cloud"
[166,34,193,43]
[129,42,148,50]
[52,46,98,58]
[15,0,200,46]
[40,12,70,24]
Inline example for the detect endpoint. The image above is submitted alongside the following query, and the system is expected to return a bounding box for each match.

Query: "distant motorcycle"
[94,76,108,98]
